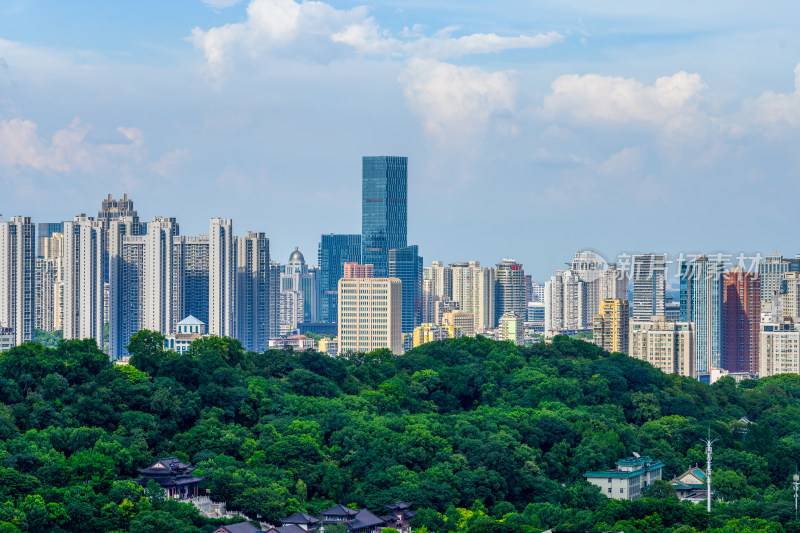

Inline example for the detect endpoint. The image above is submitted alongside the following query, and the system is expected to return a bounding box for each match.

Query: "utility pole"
[792,467,799,520]
[699,428,718,514]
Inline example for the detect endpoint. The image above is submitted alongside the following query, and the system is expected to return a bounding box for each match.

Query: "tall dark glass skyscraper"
[362,156,407,277]
[318,234,361,323]
[389,245,422,333]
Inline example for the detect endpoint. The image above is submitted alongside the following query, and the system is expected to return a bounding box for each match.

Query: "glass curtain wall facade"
[362,156,407,277]
[389,245,422,333]
[319,234,361,323]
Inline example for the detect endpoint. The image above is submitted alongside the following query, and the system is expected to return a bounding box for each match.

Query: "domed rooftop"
[288,247,305,263]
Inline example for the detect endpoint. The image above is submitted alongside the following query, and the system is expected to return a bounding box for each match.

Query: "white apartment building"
[143,216,178,335]
[632,254,667,321]
[422,261,453,324]
[109,217,144,359]
[0,216,35,345]
[209,218,236,337]
[450,261,495,333]
[35,231,64,333]
[338,277,402,355]
[0,327,14,353]
[62,216,105,349]
[280,291,304,336]
[545,252,629,338]
[545,270,588,336]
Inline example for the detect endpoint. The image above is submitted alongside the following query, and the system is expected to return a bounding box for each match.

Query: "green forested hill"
[0,333,798,533]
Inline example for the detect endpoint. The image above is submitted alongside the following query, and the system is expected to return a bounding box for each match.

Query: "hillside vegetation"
[0,333,797,533]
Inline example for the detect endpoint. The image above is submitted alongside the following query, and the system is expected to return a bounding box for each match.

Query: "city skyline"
[2,2,800,280]
[5,190,800,381]
[3,194,791,287]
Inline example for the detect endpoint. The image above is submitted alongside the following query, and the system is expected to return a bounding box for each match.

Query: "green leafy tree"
[644,479,678,500]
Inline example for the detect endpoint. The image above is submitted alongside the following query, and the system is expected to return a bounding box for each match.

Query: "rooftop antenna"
[699,428,718,514]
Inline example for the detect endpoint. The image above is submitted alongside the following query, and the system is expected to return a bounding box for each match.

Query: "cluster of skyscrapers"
[541,251,800,382]
[4,157,800,383]
[0,157,531,359]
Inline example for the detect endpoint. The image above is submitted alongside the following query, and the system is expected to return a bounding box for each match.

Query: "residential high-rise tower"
[632,254,667,321]
[593,299,629,354]
[237,231,270,353]
[0,216,35,345]
[722,267,760,374]
[495,259,526,325]
[680,255,724,376]
[62,216,105,348]
[209,218,236,337]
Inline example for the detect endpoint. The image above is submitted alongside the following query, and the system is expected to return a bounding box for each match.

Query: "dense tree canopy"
[0,334,797,532]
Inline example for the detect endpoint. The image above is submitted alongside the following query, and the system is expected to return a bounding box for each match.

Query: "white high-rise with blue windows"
[680,255,723,379]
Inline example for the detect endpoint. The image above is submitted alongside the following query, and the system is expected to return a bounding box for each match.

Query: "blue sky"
[1,0,800,280]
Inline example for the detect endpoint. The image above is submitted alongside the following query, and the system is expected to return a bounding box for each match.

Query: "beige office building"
[337,277,402,355]
[629,318,694,377]
[783,273,800,321]
[442,310,475,337]
[759,320,800,377]
[759,254,788,307]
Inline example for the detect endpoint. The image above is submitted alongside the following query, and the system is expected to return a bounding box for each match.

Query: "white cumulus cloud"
[399,58,516,150]
[754,63,800,126]
[541,71,706,125]
[0,117,171,176]
[190,0,563,82]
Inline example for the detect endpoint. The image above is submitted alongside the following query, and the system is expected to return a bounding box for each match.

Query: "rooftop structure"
[135,457,203,500]
[211,523,263,533]
[670,466,707,501]
[584,454,664,500]
[268,334,316,351]
[163,316,208,354]
[381,502,416,533]
[321,503,358,524]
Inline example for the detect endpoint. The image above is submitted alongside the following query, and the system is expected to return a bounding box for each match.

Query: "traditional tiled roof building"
[670,466,708,501]
[382,502,416,533]
[320,504,358,525]
[277,512,319,531]
[135,457,204,499]
[347,509,385,533]
[210,523,263,533]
